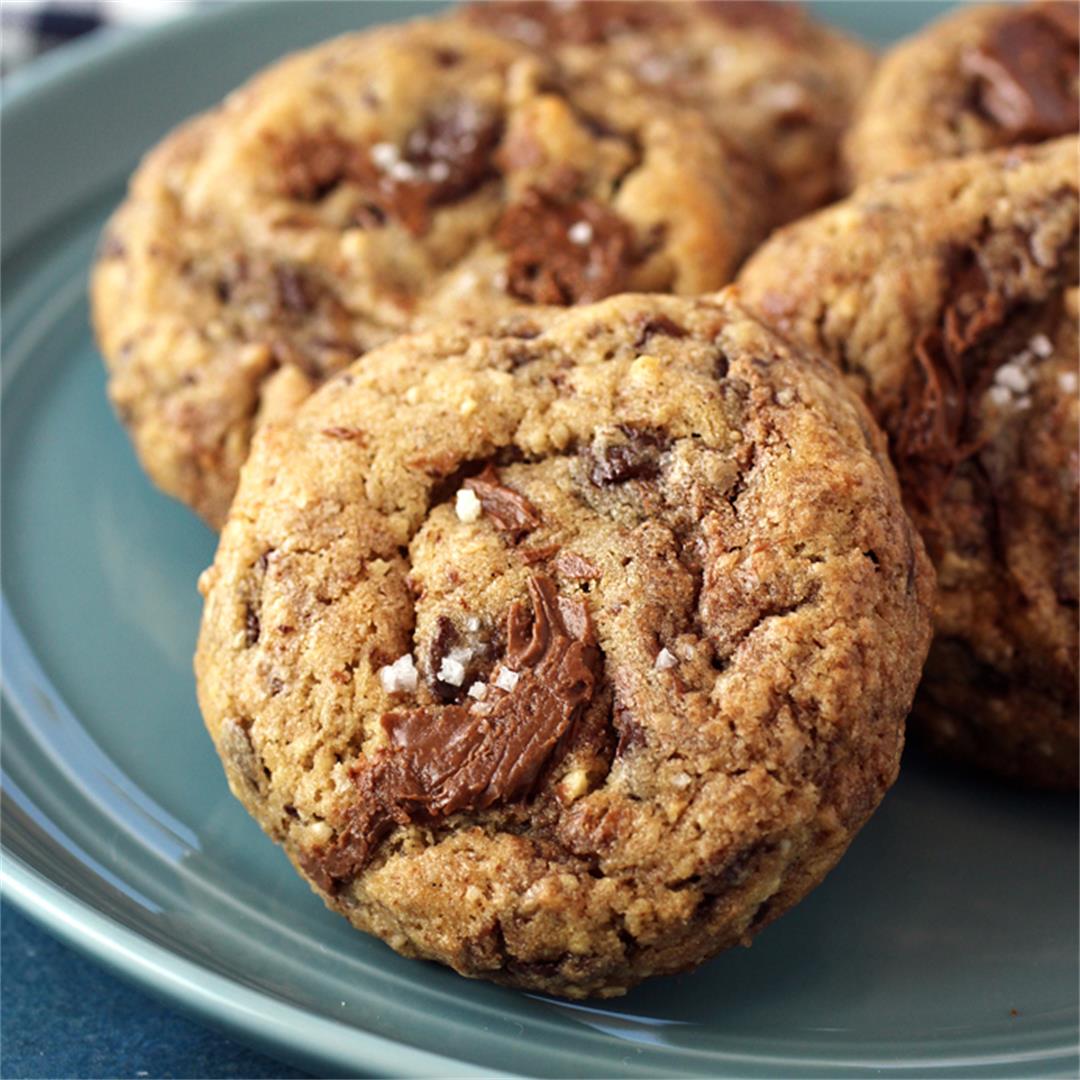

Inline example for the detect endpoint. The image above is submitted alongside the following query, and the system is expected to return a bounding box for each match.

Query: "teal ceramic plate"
[2,3,1077,1076]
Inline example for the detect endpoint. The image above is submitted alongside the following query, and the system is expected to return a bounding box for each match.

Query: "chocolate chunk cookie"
[738,137,1079,788]
[846,2,1079,184]
[463,0,874,220]
[91,16,764,529]
[195,292,933,997]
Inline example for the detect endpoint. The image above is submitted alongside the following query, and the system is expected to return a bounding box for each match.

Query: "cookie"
[462,0,874,220]
[91,15,765,529]
[737,137,1079,788]
[194,292,933,998]
[845,2,1079,184]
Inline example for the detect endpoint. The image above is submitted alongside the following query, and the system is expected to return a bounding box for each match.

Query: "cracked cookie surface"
[845,1,1079,184]
[195,292,933,997]
[738,137,1079,788]
[91,15,763,528]
[464,0,873,222]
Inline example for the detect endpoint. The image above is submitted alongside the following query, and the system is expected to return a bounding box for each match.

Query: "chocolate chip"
[464,464,543,539]
[584,425,670,486]
[244,604,260,647]
[495,188,637,306]
[554,551,601,580]
[273,129,366,201]
[433,46,462,67]
[964,3,1079,143]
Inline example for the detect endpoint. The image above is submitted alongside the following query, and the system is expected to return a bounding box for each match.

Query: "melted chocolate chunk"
[273,103,501,236]
[301,575,601,891]
[404,101,503,204]
[892,254,1009,515]
[468,0,676,46]
[464,464,542,538]
[964,3,1079,143]
[584,425,670,486]
[495,188,636,305]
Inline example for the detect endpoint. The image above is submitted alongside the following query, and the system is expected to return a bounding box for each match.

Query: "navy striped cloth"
[1,1,213,77]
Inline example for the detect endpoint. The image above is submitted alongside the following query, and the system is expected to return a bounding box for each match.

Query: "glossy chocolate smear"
[464,463,542,538]
[495,188,636,305]
[301,575,601,892]
[964,2,1080,143]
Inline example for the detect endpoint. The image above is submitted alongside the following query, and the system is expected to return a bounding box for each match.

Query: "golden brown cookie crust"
[845,2,1079,184]
[91,15,764,529]
[738,137,1079,788]
[465,0,874,219]
[195,292,933,997]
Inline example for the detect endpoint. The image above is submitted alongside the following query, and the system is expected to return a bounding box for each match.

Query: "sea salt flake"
[654,647,678,670]
[988,385,1013,407]
[1029,333,1054,358]
[467,681,487,700]
[370,142,398,169]
[379,654,418,693]
[389,159,419,182]
[994,363,1030,394]
[567,221,594,245]
[428,160,450,182]
[456,487,483,523]
[1058,371,1078,394]
[493,667,520,692]
[438,657,467,686]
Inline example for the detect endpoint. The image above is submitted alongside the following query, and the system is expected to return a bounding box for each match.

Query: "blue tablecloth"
[1,903,311,1080]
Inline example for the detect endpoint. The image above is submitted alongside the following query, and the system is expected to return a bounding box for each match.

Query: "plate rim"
[1,3,1077,1077]
[0,848,506,1079]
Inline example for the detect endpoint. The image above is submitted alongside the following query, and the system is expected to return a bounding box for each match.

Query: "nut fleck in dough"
[846,1,1079,184]
[195,292,933,998]
[91,15,765,529]
[465,0,874,221]
[738,137,1079,788]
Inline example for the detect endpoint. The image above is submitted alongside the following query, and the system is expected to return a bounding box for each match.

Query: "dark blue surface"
[1,903,312,1080]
